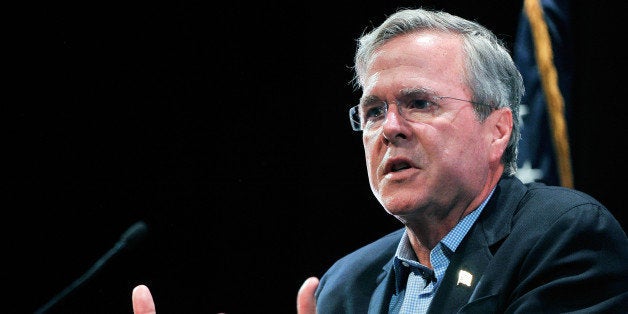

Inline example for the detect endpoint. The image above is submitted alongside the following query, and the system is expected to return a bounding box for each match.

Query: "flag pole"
[523,0,574,188]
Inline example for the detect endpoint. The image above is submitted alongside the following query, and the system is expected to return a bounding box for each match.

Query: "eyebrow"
[398,87,436,98]
[359,95,384,107]
[359,87,439,105]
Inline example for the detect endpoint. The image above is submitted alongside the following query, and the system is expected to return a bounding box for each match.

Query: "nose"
[381,103,409,144]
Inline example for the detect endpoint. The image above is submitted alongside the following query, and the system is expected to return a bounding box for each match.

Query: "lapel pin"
[457,269,473,287]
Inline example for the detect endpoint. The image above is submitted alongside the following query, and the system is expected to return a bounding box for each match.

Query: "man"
[295,7,628,314]
[133,7,628,313]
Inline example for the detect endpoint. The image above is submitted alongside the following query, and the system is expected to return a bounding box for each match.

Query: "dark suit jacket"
[315,177,628,313]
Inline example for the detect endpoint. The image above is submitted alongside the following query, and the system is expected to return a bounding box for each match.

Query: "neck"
[402,170,503,267]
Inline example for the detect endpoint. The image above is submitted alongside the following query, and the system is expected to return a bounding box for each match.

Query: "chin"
[381,198,421,217]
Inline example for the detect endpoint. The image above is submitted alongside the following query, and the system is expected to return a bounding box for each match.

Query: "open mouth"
[391,162,411,172]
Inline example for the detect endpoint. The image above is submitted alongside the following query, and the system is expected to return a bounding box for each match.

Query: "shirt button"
[402,262,409,267]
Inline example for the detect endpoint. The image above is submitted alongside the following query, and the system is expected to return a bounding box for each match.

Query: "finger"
[132,284,156,314]
[297,277,319,314]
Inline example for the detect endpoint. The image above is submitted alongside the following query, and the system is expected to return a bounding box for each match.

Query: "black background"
[6,1,626,313]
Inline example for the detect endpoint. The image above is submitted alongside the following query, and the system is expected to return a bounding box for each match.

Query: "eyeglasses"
[348,92,495,131]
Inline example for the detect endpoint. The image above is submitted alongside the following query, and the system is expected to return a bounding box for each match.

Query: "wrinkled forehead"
[361,31,468,98]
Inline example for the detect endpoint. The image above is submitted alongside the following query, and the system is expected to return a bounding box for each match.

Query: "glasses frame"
[348,95,495,131]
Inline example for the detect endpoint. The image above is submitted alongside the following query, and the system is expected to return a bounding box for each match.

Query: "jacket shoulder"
[315,228,403,311]
[514,181,615,228]
[320,228,403,280]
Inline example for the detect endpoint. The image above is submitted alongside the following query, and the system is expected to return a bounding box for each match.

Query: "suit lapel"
[427,223,493,314]
[368,258,395,314]
[427,177,525,313]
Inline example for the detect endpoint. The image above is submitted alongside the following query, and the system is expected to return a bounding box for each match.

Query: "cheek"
[362,135,377,162]
[441,125,491,176]
[429,119,486,166]
[363,138,381,186]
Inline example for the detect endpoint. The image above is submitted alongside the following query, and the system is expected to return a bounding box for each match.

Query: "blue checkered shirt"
[388,188,495,314]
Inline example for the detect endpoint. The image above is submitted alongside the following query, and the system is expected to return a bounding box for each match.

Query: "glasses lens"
[349,105,362,131]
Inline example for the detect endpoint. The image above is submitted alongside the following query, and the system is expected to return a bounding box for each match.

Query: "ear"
[488,108,513,162]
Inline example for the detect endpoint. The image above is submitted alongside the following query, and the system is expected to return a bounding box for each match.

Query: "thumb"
[297,277,319,314]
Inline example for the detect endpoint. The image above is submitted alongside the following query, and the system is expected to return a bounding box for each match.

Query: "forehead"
[362,31,468,97]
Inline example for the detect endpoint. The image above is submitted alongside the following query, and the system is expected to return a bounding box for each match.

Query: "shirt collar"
[392,187,495,291]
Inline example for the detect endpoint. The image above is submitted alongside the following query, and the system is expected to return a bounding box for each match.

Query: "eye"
[406,98,431,110]
[363,103,386,119]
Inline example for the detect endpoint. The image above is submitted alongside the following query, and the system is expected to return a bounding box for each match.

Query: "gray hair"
[353,8,524,176]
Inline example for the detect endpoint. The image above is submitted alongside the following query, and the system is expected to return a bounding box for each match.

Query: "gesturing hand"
[132,277,318,314]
